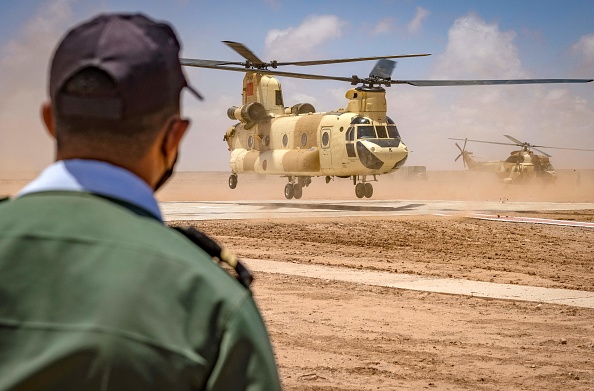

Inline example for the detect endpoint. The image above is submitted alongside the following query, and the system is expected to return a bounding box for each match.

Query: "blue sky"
[1,0,593,172]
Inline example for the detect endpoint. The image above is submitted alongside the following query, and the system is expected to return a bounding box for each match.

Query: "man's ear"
[42,102,56,139]
[163,118,190,155]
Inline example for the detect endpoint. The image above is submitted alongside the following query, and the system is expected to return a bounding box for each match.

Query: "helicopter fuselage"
[225,112,408,177]
[459,149,556,184]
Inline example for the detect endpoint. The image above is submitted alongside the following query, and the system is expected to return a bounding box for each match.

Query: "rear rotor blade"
[181,62,355,82]
[401,79,593,86]
[369,59,396,79]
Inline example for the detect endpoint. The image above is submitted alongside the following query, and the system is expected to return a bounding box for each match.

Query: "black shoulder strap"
[173,226,254,290]
[0,196,10,203]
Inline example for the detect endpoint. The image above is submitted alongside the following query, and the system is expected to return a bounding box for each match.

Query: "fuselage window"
[357,125,376,139]
[282,134,288,148]
[248,135,254,149]
[376,125,388,138]
[301,133,307,147]
[275,90,284,106]
[322,132,330,147]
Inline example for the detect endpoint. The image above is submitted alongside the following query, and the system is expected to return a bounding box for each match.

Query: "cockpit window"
[346,126,355,141]
[376,126,388,138]
[351,117,371,125]
[357,125,376,139]
[387,125,400,139]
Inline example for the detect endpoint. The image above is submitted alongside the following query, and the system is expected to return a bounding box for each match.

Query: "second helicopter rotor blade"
[503,135,525,145]
[448,137,517,147]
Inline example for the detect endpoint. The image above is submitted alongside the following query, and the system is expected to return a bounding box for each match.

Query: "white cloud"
[407,6,429,34]
[372,17,396,35]
[433,13,525,79]
[264,15,346,60]
[388,13,594,170]
[571,33,594,74]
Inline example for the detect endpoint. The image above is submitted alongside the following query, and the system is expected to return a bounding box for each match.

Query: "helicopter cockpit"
[344,116,407,170]
[345,117,401,144]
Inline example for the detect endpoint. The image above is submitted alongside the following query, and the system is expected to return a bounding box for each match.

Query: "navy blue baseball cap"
[50,13,202,119]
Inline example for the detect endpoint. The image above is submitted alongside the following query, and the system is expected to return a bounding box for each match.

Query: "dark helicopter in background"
[450,135,594,184]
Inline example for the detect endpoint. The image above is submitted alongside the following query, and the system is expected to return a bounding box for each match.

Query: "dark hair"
[54,67,179,159]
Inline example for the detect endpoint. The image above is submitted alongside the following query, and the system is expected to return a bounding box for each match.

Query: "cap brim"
[186,83,204,100]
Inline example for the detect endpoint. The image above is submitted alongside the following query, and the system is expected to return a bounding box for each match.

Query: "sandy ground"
[2,170,594,390]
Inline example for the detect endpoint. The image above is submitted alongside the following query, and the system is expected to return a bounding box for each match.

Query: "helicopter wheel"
[229,174,238,189]
[293,184,303,199]
[364,183,373,198]
[284,183,294,199]
[325,176,331,184]
[355,183,365,198]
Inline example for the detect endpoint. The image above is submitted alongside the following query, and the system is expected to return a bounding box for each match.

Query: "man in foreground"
[0,13,281,390]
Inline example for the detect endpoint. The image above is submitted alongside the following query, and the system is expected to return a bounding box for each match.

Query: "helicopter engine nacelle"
[227,102,268,129]
[285,103,316,115]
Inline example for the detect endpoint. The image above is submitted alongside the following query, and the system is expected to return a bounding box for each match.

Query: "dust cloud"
[2,169,591,203]
[156,169,592,203]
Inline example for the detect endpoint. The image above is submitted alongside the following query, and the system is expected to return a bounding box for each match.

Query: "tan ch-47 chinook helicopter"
[450,135,594,184]
[181,41,592,199]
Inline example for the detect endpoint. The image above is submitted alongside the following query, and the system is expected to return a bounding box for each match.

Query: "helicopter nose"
[362,140,408,164]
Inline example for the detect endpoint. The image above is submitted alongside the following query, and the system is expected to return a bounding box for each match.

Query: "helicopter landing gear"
[229,174,238,189]
[284,182,302,199]
[353,175,375,198]
[355,183,366,198]
[284,176,310,199]
[284,183,294,199]
[325,176,332,184]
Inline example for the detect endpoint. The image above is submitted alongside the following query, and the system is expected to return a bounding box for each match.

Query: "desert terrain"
[2,169,594,390]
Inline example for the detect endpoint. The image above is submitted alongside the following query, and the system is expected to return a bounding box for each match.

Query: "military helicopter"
[181,41,592,199]
[449,135,594,184]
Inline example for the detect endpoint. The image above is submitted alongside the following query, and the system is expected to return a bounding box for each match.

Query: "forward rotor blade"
[400,79,593,86]
[223,41,265,66]
[181,58,248,67]
[181,62,355,82]
[275,53,430,67]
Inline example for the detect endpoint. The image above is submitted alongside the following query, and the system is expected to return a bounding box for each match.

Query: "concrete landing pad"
[162,199,594,223]
[244,259,594,309]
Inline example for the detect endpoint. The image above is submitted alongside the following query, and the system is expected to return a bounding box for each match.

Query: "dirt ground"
[2,170,594,390]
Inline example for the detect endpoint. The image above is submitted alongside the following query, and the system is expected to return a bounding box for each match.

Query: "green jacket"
[0,192,281,390]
